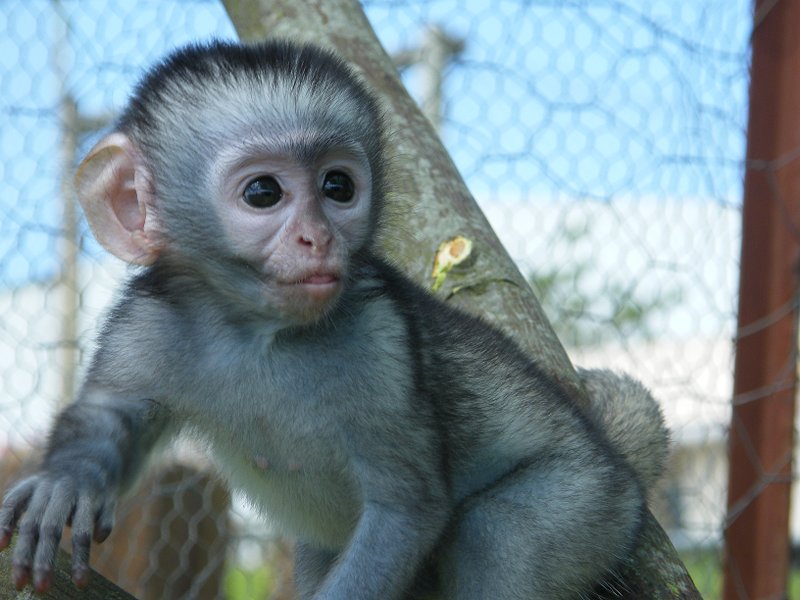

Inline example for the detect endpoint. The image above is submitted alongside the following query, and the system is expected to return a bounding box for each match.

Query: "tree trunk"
[222,1,702,598]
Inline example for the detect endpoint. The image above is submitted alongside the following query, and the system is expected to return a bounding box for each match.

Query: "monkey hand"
[0,466,117,594]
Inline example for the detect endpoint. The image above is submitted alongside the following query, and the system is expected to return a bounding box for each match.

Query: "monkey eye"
[322,171,355,203]
[243,176,283,208]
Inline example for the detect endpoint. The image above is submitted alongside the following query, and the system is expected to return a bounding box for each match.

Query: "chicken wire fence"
[0,1,762,599]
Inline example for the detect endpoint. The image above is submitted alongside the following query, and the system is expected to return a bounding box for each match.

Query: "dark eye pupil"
[243,176,282,208]
[322,171,355,203]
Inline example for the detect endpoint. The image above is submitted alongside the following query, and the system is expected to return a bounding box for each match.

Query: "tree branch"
[0,543,136,599]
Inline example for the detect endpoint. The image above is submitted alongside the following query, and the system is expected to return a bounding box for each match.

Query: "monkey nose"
[298,228,332,252]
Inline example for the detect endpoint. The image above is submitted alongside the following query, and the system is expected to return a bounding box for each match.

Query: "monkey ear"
[75,133,163,265]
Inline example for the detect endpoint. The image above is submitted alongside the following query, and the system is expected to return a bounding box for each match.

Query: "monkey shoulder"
[360,255,548,390]
[361,255,613,495]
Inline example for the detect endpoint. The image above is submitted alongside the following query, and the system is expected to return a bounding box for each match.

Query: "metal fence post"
[723,1,800,598]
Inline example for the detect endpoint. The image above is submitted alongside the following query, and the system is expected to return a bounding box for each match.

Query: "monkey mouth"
[288,272,343,303]
[297,273,340,286]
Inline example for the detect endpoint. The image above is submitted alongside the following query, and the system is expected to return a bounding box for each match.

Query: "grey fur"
[578,369,669,491]
[0,40,668,599]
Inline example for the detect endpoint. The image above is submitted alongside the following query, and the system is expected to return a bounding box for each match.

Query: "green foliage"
[680,549,722,599]
[225,564,277,600]
[680,548,800,599]
[528,224,681,348]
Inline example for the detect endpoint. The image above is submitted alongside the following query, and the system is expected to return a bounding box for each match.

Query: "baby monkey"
[0,41,667,599]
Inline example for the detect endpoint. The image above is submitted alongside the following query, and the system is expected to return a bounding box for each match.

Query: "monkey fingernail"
[12,564,30,590]
[33,569,52,593]
[93,526,112,543]
[72,566,90,589]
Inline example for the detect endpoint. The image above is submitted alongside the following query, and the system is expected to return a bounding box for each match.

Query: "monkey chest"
[195,391,361,546]
[175,316,415,544]
[183,360,378,545]
[211,428,361,547]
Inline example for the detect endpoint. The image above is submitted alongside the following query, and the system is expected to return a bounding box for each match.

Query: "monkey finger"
[93,498,115,543]
[12,561,31,591]
[0,520,16,551]
[32,482,74,594]
[70,495,95,588]
[32,562,53,594]
[70,534,91,589]
[0,478,36,549]
[11,485,52,590]
[69,494,96,543]
[0,530,11,552]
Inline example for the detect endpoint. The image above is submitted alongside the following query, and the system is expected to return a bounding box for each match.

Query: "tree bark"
[0,543,136,600]
[222,1,702,598]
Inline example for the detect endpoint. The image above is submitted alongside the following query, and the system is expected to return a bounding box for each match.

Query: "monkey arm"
[0,391,170,594]
[314,502,447,600]
[309,425,450,600]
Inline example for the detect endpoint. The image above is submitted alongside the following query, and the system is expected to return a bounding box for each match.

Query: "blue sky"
[0,0,752,287]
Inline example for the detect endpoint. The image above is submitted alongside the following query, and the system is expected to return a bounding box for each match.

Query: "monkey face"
[207,137,374,324]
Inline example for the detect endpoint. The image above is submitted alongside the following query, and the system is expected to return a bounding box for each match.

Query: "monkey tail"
[578,368,670,491]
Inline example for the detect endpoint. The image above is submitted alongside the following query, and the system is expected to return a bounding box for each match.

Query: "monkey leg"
[438,454,642,600]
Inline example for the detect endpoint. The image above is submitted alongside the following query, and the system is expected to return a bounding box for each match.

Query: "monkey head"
[75,41,388,325]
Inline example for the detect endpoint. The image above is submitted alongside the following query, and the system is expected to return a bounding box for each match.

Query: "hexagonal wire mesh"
[0,0,765,598]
